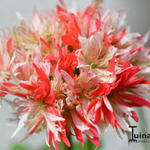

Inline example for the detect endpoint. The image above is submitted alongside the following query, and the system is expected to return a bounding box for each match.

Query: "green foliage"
[10,138,104,150]
[11,143,31,150]
[39,145,49,150]
[72,139,103,150]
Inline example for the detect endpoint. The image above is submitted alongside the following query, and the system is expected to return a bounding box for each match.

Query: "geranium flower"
[3,64,69,150]
[88,64,150,130]
[0,0,150,150]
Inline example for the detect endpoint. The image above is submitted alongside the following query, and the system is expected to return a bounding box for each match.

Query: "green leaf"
[11,143,30,150]
[40,145,49,150]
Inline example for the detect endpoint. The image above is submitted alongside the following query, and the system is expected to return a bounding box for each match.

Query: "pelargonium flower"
[88,63,150,127]
[0,0,150,150]
[5,64,68,150]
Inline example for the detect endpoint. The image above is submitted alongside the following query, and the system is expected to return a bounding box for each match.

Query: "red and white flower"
[0,0,150,149]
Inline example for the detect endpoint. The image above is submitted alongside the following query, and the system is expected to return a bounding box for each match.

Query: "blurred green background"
[10,139,104,150]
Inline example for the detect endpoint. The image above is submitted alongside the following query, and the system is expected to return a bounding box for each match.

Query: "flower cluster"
[0,0,150,149]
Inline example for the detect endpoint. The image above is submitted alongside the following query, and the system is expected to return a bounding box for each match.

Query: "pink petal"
[6,38,13,53]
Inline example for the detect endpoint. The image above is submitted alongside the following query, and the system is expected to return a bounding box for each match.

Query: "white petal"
[11,113,29,138]
[47,113,65,122]
[72,113,89,132]
[103,96,113,112]
[61,70,74,89]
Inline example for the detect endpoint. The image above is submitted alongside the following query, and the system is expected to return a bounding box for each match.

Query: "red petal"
[115,95,141,107]
[47,130,53,145]
[130,47,142,54]
[94,106,101,124]
[45,91,56,104]
[87,99,98,113]
[120,93,150,108]
[62,34,78,49]
[131,111,139,122]
[95,18,101,31]
[28,118,43,135]
[103,96,113,112]
[107,55,116,72]
[115,28,126,42]
[141,80,150,84]
[123,76,146,88]
[47,107,60,117]
[104,33,113,46]
[86,136,100,147]
[33,63,49,83]
[60,132,71,147]
[103,103,116,127]
[6,38,13,53]
[53,140,59,150]
[3,82,16,87]
[71,118,84,145]
[20,83,35,91]
[89,18,101,36]
[70,13,81,35]
[57,44,63,58]
[90,83,110,97]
